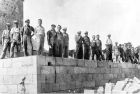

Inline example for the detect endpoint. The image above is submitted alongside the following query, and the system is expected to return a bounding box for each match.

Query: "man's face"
[25,22,30,26]
[115,43,118,46]
[96,35,99,39]
[51,26,55,30]
[57,25,61,31]
[38,20,42,26]
[92,35,95,39]
[6,25,10,29]
[85,33,88,36]
[63,30,66,33]
[14,23,18,27]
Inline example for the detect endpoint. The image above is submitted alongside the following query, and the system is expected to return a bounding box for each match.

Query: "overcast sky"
[24,0,140,50]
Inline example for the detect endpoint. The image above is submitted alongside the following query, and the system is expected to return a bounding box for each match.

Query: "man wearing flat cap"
[56,25,63,57]
[0,23,11,59]
[10,20,21,58]
[35,19,45,55]
[95,34,103,61]
[47,24,57,56]
[106,34,113,61]
[75,31,84,59]
[62,27,69,58]
[83,31,90,60]
[21,19,34,56]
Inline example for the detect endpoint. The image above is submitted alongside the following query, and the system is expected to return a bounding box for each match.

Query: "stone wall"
[0,0,23,43]
[0,56,140,94]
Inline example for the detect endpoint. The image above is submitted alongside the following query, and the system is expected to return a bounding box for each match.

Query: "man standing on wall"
[35,19,45,55]
[91,35,97,60]
[83,31,90,60]
[75,31,83,59]
[21,19,34,56]
[95,35,103,61]
[10,20,21,58]
[47,24,57,56]
[62,27,69,58]
[106,34,113,61]
[0,23,11,59]
[56,25,63,57]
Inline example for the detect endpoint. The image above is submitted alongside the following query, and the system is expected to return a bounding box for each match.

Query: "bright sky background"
[24,0,140,50]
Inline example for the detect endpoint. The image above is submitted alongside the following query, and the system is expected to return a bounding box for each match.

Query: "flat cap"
[25,19,30,23]
[63,27,67,30]
[51,24,56,27]
[77,31,81,34]
[6,23,10,26]
[85,31,88,34]
[107,34,111,37]
[13,20,18,24]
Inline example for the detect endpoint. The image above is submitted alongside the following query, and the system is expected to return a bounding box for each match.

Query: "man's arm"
[1,30,4,45]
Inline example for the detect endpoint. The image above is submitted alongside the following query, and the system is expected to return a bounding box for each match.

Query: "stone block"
[100,68,111,73]
[0,85,8,93]
[40,83,53,93]
[56,66,74,74]
[45,56,56,66]
[74,67,86,74]
[40,66,55,75]
[76,59,85,67]
[3,59,12,68]
[87,68,97,73]
[110,68,120,74]
[55,57,63,66]
[84,89,95,94]
[97,61,109,68]
[38,74,55,84]
[104,74,114,80]
[85,60,97,68]
[75,80,83,88]
[62,58,77,66]
[83,81,95,88]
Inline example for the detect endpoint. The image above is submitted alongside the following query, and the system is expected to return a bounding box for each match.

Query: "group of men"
[0,19,45,59]
[75,31,140,63]
[75,31,103,60]
[47,24,69,58]
[1,20,140,64]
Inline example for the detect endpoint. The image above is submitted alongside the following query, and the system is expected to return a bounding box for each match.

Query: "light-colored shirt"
[106,38,112,45]
[2,30,10,39]
[63,33,69,46]
[35,26,45,37]
[11,27,20,41]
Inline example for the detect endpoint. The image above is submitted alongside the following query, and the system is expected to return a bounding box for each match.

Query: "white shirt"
[106,38,112,45]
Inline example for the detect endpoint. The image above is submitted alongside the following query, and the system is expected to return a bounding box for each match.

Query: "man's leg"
[10,42,15,58]
[27,37,33,56]
[0,42,8,59]
[23,37,28,56]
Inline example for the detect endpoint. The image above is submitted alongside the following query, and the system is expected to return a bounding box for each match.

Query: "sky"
[24,0,140,50]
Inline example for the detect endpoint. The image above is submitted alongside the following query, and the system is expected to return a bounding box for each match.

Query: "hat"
[13,20,18,24]
[51,24,56,27]
[63,27,67,30]
[77,31,81,34]
[107,34,111,37]
[6,23,10,26]
[25,19,30,23]
[85,31,88,34]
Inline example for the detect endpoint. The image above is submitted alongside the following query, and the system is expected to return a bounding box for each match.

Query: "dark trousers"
[106,45,112,60]
[76,45,83,59]
[37,35,44,55]
[84,46,90,60]
[56,40,63,57]
[49,43,57,57]
[0,40,10,59]
[63,45,68,58]
[10,41,19,58]
[23,35,33,56]
[92,47,96,60]
[96,48,103,61]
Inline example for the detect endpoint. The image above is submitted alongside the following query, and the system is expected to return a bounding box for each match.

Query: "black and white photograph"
[0,0,140,94]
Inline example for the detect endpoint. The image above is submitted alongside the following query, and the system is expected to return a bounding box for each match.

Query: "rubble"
[84,77,140,94]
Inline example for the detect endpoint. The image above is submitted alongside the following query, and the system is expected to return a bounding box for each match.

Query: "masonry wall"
[0,56,140,94]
